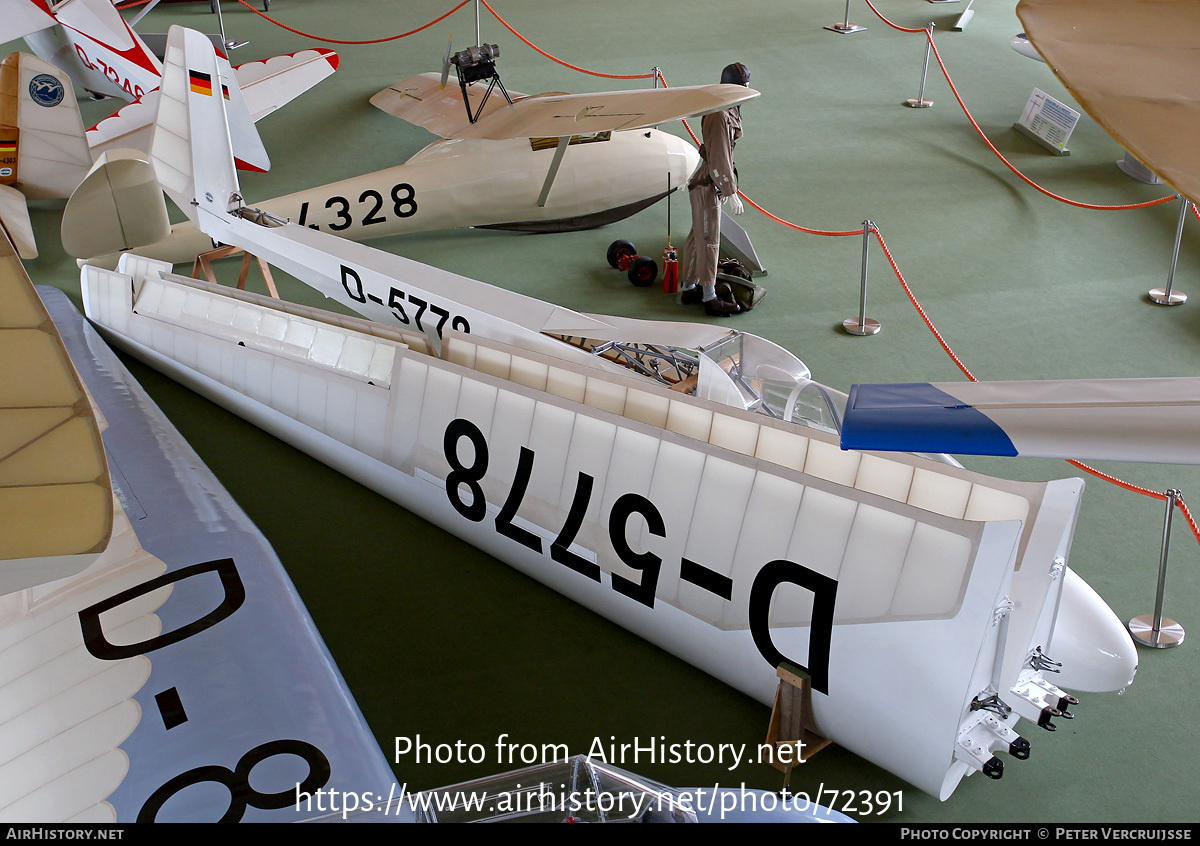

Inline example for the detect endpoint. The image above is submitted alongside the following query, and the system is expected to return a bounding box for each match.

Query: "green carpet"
[9,0,1199,823]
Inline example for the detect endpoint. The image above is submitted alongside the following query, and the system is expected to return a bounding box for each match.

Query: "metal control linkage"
[1129,489,1186,648]
[843,221,881,335]
[1027,646,1061,674]
[956,710,1030,781]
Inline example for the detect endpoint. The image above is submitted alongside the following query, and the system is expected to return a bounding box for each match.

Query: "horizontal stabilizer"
[233,48,340,122]
[86,93,159,159]
[86,49,337,164]
[61,149,170,259]
[842,378,1200,464]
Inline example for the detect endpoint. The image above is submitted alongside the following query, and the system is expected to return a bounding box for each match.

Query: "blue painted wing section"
[840,382,1019,457]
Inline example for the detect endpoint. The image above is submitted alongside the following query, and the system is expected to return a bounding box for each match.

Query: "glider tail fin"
[150,25,252,229]
[2,52,91,200]
[0,51,92,257]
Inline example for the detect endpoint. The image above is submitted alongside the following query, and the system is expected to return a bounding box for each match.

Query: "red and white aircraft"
[0,0,337,257]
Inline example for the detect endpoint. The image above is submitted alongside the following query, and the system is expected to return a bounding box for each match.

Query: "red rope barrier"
[742,195,864,237]
[231,0,470,45]
[858,2,1175,211]
[872,228,976,380]
[481,0,653,80]
[924,34,1175,211]
[861,0,926,33]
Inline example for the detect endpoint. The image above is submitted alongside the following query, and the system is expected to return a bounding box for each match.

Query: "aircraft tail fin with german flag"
[150,25,258,227]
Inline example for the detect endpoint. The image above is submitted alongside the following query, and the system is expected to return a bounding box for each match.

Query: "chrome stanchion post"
[1129,489,1186,648]
[906,24,935,108]
[1149,195,1191,306]
[825,0,867,34]
[843,221,881,335]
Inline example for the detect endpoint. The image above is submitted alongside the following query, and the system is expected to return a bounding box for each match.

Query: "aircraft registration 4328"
[75,26,1140,802]
[79,68,763,266]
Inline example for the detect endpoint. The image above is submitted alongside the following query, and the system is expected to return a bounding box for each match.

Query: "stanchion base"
[1129,615,1184,649]
[843,318,881,336]
[906,98,934,108]
[824,22,867,34]
[1149,288,1188,306]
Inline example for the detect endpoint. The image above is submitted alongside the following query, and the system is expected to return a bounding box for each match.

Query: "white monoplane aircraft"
[77,26,1139,802]
[80,52,758,269]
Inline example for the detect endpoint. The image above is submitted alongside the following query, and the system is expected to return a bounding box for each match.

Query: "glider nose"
[1052,567,1138,693]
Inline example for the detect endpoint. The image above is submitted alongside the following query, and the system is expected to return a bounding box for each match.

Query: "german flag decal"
[189,70,213,96]
[220,83,230,101]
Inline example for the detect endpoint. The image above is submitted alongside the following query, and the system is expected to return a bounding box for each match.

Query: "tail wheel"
[628,257,658,287]
[607,239,637,270]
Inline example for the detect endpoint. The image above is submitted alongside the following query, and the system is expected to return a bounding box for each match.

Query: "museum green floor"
[9,0,1200,823]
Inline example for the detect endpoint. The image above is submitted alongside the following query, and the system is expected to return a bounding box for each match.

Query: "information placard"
[1014,88,1080,155]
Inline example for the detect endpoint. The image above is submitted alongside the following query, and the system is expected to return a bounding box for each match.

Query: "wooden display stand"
[192,245,279,299]
[763,663,832,787]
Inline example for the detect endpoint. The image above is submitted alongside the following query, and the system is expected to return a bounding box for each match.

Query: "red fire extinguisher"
[662,245,679,293]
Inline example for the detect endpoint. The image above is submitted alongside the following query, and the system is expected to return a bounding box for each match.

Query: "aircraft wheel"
[607,239,637,269]
[210,0,218,12]
[628,257,658,287]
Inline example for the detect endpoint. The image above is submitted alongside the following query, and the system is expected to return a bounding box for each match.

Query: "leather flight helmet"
[720,62,750,86]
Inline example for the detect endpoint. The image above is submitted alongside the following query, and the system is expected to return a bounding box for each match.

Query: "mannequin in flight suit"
[679,62,749,317]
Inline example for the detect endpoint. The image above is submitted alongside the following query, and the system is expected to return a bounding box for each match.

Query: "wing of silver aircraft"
[0,222,398,821]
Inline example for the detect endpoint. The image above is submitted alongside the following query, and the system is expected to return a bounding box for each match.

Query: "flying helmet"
[720,62,750,86]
